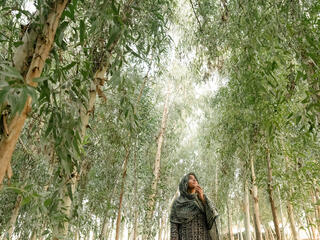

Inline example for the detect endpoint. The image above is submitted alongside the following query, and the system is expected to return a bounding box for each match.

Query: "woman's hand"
[195,185,205,203]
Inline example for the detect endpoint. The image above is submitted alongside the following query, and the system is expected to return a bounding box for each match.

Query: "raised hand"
[195,184,205,203]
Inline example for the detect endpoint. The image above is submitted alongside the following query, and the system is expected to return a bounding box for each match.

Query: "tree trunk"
[80,64,109,138]
[133,149,139,240]
[305,214,316,240]
[147,92,170,219]
[74,230,79,240]
[215,162,219,203]
[128,224,133,240]
[244,180,251,240]
[106,218,114,240]
[52,178,76,240]
[287,202,299,240]
[277,188,286,240]
[30,229,37,240]
[250,156,263,240]
[266,148,281,240]
[311,188,320,237]
[7,195,22,239]
[227,201,235,240]
[268,226,275,240]
[119,221,125,240]
[53,58,112,240]
[265,226,270,240]
[115,148,130,240]
[158,214,166,240]
[100,215,109,240]
[0,0,69,185]
[239,230,244,240]
[250,212,256,240]
[133,209,138,240]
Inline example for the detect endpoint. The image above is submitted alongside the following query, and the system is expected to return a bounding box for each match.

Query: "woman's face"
[188,174,198,189]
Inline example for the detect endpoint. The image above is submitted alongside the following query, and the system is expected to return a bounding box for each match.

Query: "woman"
[170,172,219,240]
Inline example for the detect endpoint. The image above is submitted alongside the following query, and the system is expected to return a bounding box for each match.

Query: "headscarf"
[169,172,219,230]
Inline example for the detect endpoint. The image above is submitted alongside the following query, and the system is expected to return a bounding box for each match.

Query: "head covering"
[170,172,206,224]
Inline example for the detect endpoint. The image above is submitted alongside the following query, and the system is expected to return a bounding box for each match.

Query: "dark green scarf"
[169,172,219,231]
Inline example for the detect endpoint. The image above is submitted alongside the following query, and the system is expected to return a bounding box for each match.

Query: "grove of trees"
[0,0,319,240]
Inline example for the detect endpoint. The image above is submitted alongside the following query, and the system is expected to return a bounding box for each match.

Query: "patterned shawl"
[169,172,219,231]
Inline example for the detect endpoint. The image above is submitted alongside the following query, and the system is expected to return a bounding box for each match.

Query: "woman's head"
[179,172,199,197]
[187,173,198,191]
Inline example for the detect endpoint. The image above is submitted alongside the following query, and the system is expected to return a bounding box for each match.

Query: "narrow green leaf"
[80,20,85,45]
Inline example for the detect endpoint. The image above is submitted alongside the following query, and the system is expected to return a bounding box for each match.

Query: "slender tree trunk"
[119,221,125,240]
[30,229,37,240]
[265,226,270,240]
[311,188,320,237]
[250,156,263,240]
[306,214,316,240]
[250,212,256,240]
[277,189,286,240]
[238,220,244,240]
[239,231,244,240]
[74,230,79,240]
[79,64,109,138]
[133,149,139,240]
[268,226,275,240]
[7,195,22,239]
[114,71,148,240]
[128,224,133,240]
[133,209,138,240]
[53,178,76,240]
[100,215,109,240]
[158,214,166,240]
[215,162,219,203]
[227,201,235,240]
[287,202,299,240]
[147,92,170,219]
[266,148,281,240]
[0,0,69,185]
[115,148,130,240]
[107,218,114,240]
[244,180,251,240]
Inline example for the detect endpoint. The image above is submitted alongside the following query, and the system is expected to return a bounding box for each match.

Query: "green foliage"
[1,0,319,238]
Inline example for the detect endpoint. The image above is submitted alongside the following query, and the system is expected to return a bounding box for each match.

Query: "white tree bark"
[244,180,251,240]
[287,202,300,240]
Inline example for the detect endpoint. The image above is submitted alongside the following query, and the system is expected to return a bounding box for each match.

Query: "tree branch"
[189,0,203,32]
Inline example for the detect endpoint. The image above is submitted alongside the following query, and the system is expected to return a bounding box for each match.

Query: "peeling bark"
[0,0,69,185]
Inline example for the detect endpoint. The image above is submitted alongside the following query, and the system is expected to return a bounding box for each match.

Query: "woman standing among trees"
[170,172,220,240]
